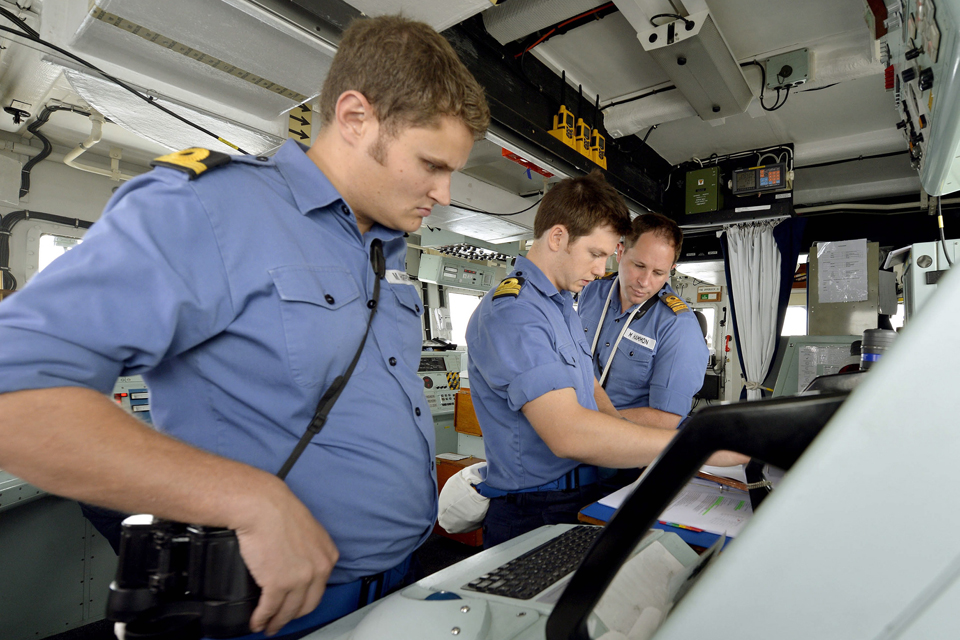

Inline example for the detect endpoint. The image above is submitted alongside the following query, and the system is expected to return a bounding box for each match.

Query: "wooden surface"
[454,388,482,437]
[577,511,606,526]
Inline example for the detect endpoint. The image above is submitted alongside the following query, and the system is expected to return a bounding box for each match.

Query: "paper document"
[591,540,686,640]
[436,452,470,461]
[598,476,642,509]
[699,464,747,484]
[798,344,856,392]
[599,465,745,509]
[659,479,752,537]
[598,476,753,538]
[817,239,868,303]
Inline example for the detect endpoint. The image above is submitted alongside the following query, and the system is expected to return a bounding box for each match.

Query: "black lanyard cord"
[277,239,386,480]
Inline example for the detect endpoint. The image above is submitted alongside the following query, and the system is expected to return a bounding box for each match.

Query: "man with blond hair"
[0,15,488,638]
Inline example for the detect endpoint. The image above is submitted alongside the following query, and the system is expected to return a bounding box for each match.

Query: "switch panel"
[889,0,960,194]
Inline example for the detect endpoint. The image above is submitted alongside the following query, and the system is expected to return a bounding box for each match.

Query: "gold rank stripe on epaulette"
[446,372,461,390]
[150,148,231,179]
[662,294,690,314]
[492,276,525,300]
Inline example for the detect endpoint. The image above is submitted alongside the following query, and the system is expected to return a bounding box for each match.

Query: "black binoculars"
[106,515,260,640]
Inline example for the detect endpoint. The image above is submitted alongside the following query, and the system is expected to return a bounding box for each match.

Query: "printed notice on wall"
[798,345,856,392]
[817,239,868,303]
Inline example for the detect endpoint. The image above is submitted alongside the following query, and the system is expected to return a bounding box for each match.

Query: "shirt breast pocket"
[270,266,366,388]
[390,284,424,367]
[612,338,654,388]
[558,342,584,383]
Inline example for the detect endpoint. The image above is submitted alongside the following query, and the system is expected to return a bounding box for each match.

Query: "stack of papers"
[599,468,753,538]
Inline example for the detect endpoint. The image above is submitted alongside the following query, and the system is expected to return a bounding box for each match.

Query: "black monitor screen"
[735,170,757,191]
[418,357,447,372]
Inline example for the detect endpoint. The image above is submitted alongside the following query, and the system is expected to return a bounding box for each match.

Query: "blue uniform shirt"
[578,278,708,416]
[466,256,597,491]
[0,139,436,584]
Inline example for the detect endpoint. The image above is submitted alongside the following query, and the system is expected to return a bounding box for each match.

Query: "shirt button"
[415,407,422,416]
[584,328,589,333]
[341,205,349,215]
[630,351,634,356]
[389,357,397,366]
[256,155,269,161]
[605,342,610,347]
[415,305,420,313]
[325,294,335,304]
[615,319,620,323]
[516,271,523,276]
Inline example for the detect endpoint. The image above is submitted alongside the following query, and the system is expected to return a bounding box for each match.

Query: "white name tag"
[385,270,415,286]
[624,329,656,351]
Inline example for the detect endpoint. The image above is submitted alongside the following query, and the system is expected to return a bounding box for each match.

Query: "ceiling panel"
[345,0,489,32]
[706,0,871,60]
[645,74,902,166]
[531,13,670,102]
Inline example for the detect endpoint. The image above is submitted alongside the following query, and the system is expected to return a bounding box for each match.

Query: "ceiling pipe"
[795,198,960,214]
[63,112,137,182]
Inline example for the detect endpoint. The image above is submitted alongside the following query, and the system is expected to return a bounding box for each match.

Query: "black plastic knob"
[905,47,922,60]
[901,67,917,83]
[919,67,934,91]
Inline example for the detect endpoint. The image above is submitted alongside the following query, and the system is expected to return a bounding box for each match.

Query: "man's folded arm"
[619,405,683,430]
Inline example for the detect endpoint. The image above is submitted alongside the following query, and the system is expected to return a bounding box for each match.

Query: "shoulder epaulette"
[492,276,525,300]
[661,293,690,314]
[151,148,231,179]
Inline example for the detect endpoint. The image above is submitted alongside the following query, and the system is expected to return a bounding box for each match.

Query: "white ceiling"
[0,0,921,237]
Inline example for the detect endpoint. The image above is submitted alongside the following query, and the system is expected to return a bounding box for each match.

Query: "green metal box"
[685,166,721,214]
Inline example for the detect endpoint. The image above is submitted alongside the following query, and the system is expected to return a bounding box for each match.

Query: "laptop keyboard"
[462,525,602,599]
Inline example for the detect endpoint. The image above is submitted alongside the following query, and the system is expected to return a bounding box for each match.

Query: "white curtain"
[725,219,783,400]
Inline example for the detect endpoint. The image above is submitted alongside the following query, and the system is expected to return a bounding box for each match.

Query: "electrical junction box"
[764,49,810,89]
[686,166,722,214]
[418,254,504,293]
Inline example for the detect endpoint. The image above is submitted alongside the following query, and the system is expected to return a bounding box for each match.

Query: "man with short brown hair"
[466,174,740,548]
[578,213,709,430]
[319,15,489,140]
[0,15,487,638]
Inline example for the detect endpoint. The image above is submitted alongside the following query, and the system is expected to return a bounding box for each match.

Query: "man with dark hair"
[466,174,741,547]
[578,213,709,431]
[0,15,488,638]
